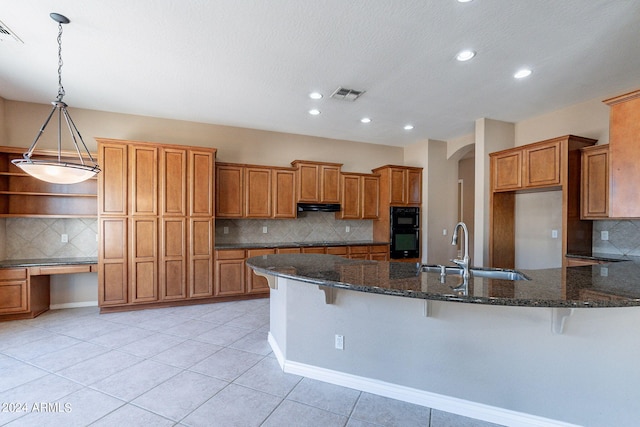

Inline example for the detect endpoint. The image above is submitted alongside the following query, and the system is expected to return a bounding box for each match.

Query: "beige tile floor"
[0,299,502,426]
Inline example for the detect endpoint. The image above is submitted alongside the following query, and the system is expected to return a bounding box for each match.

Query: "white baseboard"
[50,301,98,310]
[268,336,580,427]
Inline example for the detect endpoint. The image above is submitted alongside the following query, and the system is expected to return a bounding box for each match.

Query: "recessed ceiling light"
[514,68,532,79]
[456,49,476,61]
[457,0,473,3]
[309,92,323,100]
[404,125,414,130]
[360,117,372,123]
[308,109,321,115]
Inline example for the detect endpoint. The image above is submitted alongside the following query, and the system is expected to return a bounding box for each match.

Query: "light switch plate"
[601,230,609,241]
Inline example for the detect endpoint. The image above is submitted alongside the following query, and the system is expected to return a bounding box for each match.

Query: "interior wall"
[458,157,475,262]
[514,192,563,269]
[4,100,404,173]
[425,140,459,265]
[474,118,515,266]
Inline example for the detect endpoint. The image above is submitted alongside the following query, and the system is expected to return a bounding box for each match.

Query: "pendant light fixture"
[12,13,100,184]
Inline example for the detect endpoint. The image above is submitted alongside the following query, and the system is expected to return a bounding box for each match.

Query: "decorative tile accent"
[4,218,98,259]
[593,220,640,256]
[215,212,373,244]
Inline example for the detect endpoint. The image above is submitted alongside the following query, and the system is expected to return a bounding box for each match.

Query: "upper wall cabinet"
[604,89,640,218]
[0,146,97,217]
[291,160,342,204]
[338,173,380,219]
[491,139,567,192]
[215,162,297,219]
[580,144,609,219]
[372,165,422,206]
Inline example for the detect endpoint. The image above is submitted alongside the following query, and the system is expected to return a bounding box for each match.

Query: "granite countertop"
[215,240,389,250]
[246,254,640,308]
[0,257,98,268]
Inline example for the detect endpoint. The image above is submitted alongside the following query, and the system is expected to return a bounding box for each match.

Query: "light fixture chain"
[56,22,65,101]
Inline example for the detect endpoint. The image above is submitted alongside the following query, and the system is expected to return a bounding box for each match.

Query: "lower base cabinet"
[215,250,246,296]
[0,269,50,321]
[246,249,276,294]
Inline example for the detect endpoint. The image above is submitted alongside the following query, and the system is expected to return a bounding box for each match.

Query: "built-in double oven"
[389,206,420,259]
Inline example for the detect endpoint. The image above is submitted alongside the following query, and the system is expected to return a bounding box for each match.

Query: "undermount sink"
[421,264,530,281]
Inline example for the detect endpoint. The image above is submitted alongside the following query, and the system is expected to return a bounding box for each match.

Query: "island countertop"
[246,253,640,308]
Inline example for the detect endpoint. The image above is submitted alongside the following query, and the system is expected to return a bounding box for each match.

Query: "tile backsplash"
[215,212,373,244]
[592,220,640,256]
[4,218,98,259]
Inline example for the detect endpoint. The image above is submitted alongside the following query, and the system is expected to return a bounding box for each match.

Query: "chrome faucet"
[451,222,470,282]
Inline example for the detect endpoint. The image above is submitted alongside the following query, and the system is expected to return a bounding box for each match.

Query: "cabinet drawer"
[215,249,245,260]
[0,268,28,281]
[326,246,348,255]
[349,246,369,254]
[369,245,389,253]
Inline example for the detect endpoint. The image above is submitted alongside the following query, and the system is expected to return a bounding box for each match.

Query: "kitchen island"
[247,254,640,427]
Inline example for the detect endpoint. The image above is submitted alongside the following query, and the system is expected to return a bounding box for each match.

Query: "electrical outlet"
[61,234,68,243]
[262,226,268,234]
[335,334,344,350]
[442,229,447,236]
[551,229,558,239]
[600,266,609,277]
[223,226,229,234]
[601,230,609,241]
[345,226,350,233]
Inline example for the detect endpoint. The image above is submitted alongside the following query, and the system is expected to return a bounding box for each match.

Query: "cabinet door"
[339,174,361,219]
[190,150,215,217]
[362,175,380,219]
[215,250,245,296]
[369,245,389,261]
[99,218,128,306]
[349,245,369,260]
[99,142,128,215]
[523,141,560,188]
[581,146,609,219]
[130,145,158,216]
[320,165,341,203]
[190,219,214,298]
[297,163,319,202]
[130,217,158,303]
[245,167,272,218]
[216,164,244,217]
[273,169,296,218]
[160,218,187,300]
[406,169,422,205]
[0,280,28,314]
[389,168,406,204]
[492,151,522,191]
[246,248,276,294]
[160,148,187,216]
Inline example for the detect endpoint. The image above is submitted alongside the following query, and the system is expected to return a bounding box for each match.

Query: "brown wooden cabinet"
[338,173,380,220]
[489,135,597,268]
[97,138,216,309]
[0,269,28,314]
[581,145,609,219]
[372,165,422,206]
[291,160,342,204]
[0,146,97,217]
[216,163,296,219]
[245,167,272,218]
[215,163,244,218]
[603,89,640,218]
[492,139,562,193]
[245,248,275,294]
[214,249,246,296]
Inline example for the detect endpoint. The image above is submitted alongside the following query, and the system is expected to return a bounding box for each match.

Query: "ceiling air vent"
[0,20,23,43]
[330,87,365,102]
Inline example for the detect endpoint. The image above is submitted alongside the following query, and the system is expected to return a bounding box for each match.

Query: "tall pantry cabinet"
[97,138,216,309]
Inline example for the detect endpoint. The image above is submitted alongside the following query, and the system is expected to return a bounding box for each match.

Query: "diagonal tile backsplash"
[215,212,374,244]
[4,218,98,259]
[592,220,640,256]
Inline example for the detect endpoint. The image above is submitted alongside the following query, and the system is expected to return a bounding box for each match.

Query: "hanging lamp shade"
[12,13,100,184]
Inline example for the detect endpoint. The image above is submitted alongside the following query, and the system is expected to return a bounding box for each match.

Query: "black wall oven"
[390,207,420,259]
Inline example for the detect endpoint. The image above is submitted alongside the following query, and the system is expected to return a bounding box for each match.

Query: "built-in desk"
[0,258,97,321]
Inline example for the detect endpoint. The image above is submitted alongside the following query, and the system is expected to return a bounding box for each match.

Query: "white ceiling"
[1,0,639,147]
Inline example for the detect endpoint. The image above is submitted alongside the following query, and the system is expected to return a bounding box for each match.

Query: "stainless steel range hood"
[297,203,341,214]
